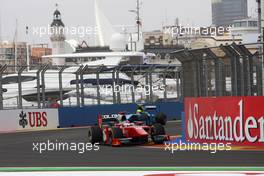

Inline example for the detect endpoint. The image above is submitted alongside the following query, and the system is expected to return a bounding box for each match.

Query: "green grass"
[0,167,264,172]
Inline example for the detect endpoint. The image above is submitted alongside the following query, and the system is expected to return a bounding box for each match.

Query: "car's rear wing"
[98,114,120,128]
[144,105,157,110]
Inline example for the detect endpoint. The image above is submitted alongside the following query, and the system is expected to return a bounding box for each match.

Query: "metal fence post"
[145,71,149,103]
[205,48,224,97]
[247,56,253,96]
[222,65,227,96]
[112,68,117,104]
[233,58,238,96]
[231,43,255,96]
[96,68,101,105]
[180,68,184,99]
[18,66,27,109]
[36,66,43,109]
[59,66,67,107]
[130,66,137,104]
[176,71,180,99]
[216,61,223,96]
[240,56,245,96]
[203,57,208,97]
[75,66,83,107]
[193,56,200,97]
[163,66,172,100]
[0,65,7,110]
[80,65,88,107]
[148,66,154,103]
[220,45,240,96]
[255,54,263,96]
[116,68,121,104]
[163,72,167,101]
[41,65,49,108]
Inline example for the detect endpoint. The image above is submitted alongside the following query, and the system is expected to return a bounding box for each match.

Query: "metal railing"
[172,42,264,98]
[1,43,263,110]
[0,64,182,110]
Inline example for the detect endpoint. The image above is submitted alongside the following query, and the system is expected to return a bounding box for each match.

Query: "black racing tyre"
[88,126,103,144]
[108,127,123,145]
[155,112,167,125]
[151,123,166,144]
[151,123,166,136]
[111,127,124,138]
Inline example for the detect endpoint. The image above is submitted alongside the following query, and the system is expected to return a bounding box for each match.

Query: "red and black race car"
[87,112,170,146]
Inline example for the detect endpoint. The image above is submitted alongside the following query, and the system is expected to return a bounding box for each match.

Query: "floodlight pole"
[136,0,140,41]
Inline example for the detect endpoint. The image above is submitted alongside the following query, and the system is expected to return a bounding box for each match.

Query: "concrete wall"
[58,102,183,128]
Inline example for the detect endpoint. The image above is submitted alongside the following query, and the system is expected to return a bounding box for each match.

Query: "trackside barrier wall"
[0,109,59,133]
[181,112,186,142]
[185,96,264,146]
[169,112,186,144]
[58,102,183,128]
[155,102,183,120]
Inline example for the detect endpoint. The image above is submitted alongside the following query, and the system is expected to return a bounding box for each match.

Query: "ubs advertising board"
[185,97,264,146]
[0,109,59,133]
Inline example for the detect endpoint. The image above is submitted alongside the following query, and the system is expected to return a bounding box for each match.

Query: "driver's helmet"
[136,109,143,114]
[136,104,144,114]
[118,112,127,122]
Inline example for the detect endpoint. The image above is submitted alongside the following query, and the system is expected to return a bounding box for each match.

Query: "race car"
[132,105,167,126]
[87,108,169,146]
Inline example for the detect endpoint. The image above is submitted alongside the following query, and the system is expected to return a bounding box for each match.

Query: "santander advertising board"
[185,97,264,146]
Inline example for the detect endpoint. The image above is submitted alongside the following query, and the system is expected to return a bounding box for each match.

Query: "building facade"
[212,0,248,27]
[143,30,176,46]
[50,5,66,65]
[31,45,52,65]
[0,41,28,72]
[231,18,258,43]
[143,30,184,64]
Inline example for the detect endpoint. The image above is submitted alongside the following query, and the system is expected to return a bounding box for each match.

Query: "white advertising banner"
[0,109,59,133]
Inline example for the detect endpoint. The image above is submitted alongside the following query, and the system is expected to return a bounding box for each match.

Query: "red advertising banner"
[185,97,264,146]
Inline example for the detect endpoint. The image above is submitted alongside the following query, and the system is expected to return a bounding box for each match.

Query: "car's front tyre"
[88,126,103,144]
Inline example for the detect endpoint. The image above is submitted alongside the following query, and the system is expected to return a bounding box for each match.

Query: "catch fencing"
[172,43,264,97]
[0,64,182,109]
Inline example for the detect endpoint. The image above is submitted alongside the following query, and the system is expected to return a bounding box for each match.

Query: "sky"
[0,0,258,46]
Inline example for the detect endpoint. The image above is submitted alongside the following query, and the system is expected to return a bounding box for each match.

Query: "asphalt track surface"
[0,121,264,167]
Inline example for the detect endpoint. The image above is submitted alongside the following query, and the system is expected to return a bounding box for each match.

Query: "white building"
[231,18,259,43]
[50,6,66,65]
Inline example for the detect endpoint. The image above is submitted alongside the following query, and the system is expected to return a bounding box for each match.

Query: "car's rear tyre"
[155,112,167,125]
[151,123,165,135]
[88,126,103,144]
[151,123,166,144]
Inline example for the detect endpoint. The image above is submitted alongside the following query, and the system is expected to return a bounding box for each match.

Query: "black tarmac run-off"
[0,121,263,167]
